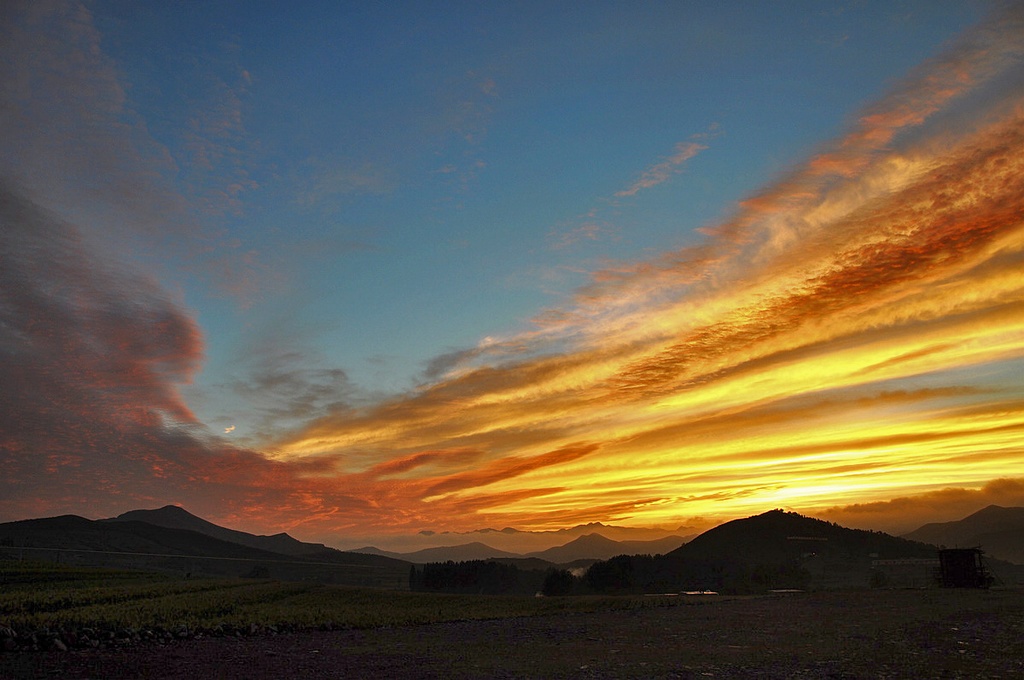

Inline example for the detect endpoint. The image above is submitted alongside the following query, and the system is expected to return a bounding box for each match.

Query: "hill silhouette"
[109,506,328,557]
[583,510,944,593]
[0,515,291,560]
[353,521,691,555]
[7,506,1023,593]
[903,505,1024,564]
[667,509,936,563]
[0,510,410,587]
[526,533,687,563]
[354,533,688,564]
[358,541,523,563]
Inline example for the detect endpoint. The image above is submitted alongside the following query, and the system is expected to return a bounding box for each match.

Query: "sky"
[2,0,1024,549]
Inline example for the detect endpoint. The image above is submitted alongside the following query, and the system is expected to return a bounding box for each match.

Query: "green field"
[0,561,690,644]
[4,561,1024,678]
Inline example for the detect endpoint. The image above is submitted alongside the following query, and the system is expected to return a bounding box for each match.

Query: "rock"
[50,638,68,652]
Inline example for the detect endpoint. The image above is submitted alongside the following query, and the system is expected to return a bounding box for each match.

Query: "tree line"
[409,554,811,596]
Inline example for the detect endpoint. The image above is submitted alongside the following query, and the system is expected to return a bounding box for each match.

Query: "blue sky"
[91,1,984,434]
[6,1,1024,544]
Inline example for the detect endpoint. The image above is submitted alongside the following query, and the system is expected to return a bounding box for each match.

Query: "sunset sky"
[2,1,1023,549]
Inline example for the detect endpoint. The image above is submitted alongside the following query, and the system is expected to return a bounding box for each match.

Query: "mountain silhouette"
[7,506,1022,592]
[354,533,688,564]
[356,541,523,564]
[903,505,1024,564]
[526,533,687,563]
[0,509,410,587]
[109,505,327,557]
[358,521,691,555]
[667,509,936,563]
[0,514,292,561]
[605,509,949,592]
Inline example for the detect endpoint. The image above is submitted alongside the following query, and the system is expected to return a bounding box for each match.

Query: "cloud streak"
[615,137,709,198]
[272,5,1024,534]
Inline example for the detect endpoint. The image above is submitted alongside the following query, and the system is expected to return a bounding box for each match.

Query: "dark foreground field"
[3,587,1023,679]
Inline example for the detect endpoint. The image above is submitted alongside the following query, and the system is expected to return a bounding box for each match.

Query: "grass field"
[3,560,1024,678]
[0,561,691,644]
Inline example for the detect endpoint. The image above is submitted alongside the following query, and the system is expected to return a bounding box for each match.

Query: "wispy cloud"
[0,0,271,305]
[549,125,717,250]
[615,133,712,198]
[270,5,1024,534]
[294,158,396,207]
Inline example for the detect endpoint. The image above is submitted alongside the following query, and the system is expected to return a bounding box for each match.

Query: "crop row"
[0,561,698,650]
[2,580,316,631]
[0,577,254,616]
[0,563,154,589]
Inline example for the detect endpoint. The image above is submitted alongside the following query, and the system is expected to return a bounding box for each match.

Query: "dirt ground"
[3,588,1023,679]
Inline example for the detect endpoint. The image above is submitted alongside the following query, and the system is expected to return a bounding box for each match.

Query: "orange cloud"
[816,477,1024,535]
[270,8,1024,538]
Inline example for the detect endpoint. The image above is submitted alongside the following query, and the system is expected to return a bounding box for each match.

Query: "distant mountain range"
[355,541,523,563]
[353,533,688,564]
[0,505,687,574]
[1,505,1021,591]
[902,505,1024,564]
[349,521,695,555]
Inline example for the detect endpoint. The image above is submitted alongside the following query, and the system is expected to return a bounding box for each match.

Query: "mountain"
[630,509,947,591]
[667,509,936,564]
[0,510,411,588]
[353,533,689,564]
[108,505,327,557]
[525,533,687,563]
[0,515,295,562]
[361,542,523,564]
[903,505,1024,564]
[347,521,693,555]
[525,534,622,563]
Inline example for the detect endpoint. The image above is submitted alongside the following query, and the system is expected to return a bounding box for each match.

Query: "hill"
[0,511,411,588]
[347,521,692,555]
[354,533,688,564]
[0,515,294,562]
[581,510,946,593]
[526,533,687,563]
[361,541,524,564]
[903,505,1024,564]
[668,509,936,563]
[108,506,327,557]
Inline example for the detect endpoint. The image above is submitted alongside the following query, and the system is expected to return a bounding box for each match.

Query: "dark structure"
[938,548,993,588]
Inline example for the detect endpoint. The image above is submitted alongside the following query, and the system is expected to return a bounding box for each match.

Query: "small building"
[938,548,993,588]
